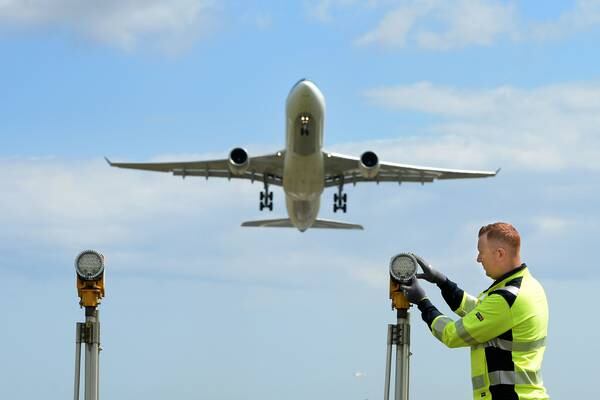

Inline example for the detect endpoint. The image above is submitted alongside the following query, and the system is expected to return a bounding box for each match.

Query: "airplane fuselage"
[283,79,325,231]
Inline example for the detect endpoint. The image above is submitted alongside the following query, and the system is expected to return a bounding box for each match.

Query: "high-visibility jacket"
[417,264,549,400]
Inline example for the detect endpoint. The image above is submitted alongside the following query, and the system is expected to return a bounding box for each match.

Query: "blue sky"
[1,1,599,398]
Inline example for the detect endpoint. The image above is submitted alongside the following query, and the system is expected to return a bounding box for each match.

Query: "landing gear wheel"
[333,183,348,213]
[259,180,274,212]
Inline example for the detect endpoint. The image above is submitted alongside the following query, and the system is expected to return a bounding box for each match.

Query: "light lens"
[75,250,104,280]
[390,253,417,282]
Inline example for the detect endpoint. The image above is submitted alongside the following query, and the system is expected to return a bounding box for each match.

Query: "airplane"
[106,79,498,232]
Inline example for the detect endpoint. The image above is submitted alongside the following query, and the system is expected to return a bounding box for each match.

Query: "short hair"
[479,222,521,253]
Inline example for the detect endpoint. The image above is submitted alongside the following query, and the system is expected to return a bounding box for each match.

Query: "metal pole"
[400,312,411,400]
[394,309,410,400]
[384,324,393,400]
[84,307,100,400]
[94,309,100,400]
[74,323,82,400]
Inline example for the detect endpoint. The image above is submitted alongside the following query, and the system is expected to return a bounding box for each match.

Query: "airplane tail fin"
[241,218,363,230]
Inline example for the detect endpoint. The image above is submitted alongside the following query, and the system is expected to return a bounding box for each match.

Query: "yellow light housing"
[75,250,105,308]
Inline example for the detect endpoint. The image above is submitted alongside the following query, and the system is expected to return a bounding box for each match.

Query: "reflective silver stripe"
[489,370,515,385]
[480,337,547,351]
[463,294,479,311]
[495,285,520,296]
[455,319,478,345]
[472,371,543,390]
[512,337,547,351]
[457,294,479,317]
[515,370,543,385]
[432,316,452,340]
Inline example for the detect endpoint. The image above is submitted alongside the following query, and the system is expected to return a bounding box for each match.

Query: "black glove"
[412,253,447,286]
[399,277,428,304]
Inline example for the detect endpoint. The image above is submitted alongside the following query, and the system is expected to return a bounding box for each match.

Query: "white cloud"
[348,263,388,288]
[356,0,600,50]
[305,0,359,22]
[530,0,600,40]
[532,216,573,235]
[355,3,425,47]
[363,81,600,171]
[306,0,381,22]
[356,0,517,49]
[0,0,216,52]
[307,0,340,22]
[0,156,254,250]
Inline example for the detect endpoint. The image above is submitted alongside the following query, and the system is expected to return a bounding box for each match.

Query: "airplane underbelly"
[283,153,324,201]
[286,196,320,231]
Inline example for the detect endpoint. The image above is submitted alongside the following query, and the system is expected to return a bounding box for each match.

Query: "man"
[401,222,549,400]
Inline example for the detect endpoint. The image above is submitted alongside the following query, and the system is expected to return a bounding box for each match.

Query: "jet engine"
[359,150,380,178]
[228,147,250,175]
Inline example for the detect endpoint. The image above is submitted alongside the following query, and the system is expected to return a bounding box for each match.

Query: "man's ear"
[496,247,506,259]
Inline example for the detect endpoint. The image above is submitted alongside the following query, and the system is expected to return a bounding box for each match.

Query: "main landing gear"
[333,184,347,213]
[260,180,273,211]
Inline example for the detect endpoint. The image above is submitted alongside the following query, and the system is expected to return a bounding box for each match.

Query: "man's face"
[476,234,503,279]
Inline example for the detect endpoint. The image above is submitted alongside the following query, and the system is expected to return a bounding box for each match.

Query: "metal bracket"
[389,323,410,346]
[77,322,101,344]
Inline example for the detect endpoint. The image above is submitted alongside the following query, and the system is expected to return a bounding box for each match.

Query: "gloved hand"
[399,277,428,304]
[412,253,447,286]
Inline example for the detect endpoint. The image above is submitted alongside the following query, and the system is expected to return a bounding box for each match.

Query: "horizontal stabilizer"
[312,219,363,230]
[241,218,295,228]
[241,218,363,230]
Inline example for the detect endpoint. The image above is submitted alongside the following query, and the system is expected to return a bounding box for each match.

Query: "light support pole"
[384,309,412,400]
[384,253,417,400]
[73,250,105,400]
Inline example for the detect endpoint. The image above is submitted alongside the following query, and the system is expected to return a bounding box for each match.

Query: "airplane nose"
[286,78,325,112]
[291,79,313,97]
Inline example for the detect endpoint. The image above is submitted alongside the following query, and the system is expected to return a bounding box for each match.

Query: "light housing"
[389,253,417,283]
[75,250,105,280]
[75,250,106,308]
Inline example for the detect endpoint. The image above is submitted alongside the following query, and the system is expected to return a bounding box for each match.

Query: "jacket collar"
[484,263,527,293]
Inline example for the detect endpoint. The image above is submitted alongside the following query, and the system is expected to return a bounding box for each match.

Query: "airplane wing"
[323,152,498,188]
[105,151,285,186]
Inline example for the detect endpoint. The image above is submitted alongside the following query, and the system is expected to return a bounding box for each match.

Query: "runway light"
[384,253,416,400]
[75,250,105,308]
[75,250,104,280]
[389,253,417,283]
[389,253,417,310]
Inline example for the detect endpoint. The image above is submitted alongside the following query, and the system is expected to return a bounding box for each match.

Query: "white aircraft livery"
[107,79,498,232]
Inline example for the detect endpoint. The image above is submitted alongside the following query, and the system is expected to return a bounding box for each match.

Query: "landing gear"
[260,180,273,211]
[300,115,310,136]
[333,184,347,213]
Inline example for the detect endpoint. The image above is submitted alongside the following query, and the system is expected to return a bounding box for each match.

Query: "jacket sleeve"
[427,293,513,348]
[438,278,480,317]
